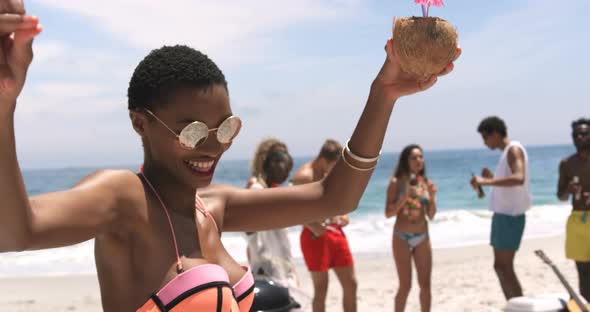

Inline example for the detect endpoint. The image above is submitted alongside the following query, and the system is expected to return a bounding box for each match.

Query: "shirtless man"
[293,139,357,312]
[557,118,590,301]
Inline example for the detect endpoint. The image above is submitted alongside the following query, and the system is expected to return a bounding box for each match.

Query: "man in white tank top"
[471,116,531,300]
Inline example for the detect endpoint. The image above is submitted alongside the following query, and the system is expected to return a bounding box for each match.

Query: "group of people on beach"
[242,116,590,312]
[389,116,590,311]
[245,138,358,311]
[387,116,590,312]
[471,117,590,308]
[0,1,587,312]
[0,2,456,311]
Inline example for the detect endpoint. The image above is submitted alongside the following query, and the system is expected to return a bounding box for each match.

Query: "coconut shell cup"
[393,17,459,82]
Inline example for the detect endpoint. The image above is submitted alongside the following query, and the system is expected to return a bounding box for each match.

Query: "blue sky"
[14,0,588,168]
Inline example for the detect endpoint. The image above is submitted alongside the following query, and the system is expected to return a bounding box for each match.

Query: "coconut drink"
[393,0,459,81]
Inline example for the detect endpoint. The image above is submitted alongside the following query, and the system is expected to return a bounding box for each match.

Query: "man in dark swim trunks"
[471,116,531,300]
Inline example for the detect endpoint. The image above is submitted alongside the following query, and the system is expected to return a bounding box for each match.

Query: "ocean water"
[0,144,576,277]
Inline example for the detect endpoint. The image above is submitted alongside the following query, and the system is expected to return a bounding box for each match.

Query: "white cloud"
[446,0,580,89]
[20,38,133,117]
[31,39,133,78]
[34,0,362,66]
[33,40,67,64]
[14,0,587,168]
[18,42,128,116]
[233,0,589,156]
[34,82,106,98]
[17,92,123,115]
[389,0,587,150]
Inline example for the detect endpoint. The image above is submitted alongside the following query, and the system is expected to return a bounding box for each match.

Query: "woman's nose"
[195,134,224,157]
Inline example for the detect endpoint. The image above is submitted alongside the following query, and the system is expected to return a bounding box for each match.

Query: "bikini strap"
[193,193,222,263]
[138,168,184,274]
[194,193,220,235]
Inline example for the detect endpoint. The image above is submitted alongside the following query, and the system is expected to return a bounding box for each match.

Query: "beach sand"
[0,235,577,312]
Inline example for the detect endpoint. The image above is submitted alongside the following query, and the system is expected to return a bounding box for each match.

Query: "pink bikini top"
[137,170,254,311]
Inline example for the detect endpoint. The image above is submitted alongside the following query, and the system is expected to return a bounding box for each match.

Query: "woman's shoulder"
[80,169,143,199]
[387,176,404,192]
[71,169,146,220]
[388,175,407,185]
[292,164,314,185]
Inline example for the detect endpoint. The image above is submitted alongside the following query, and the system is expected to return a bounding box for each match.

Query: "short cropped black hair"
[572,118,590,130]
[477,116,507,138]
[127,45,227,110]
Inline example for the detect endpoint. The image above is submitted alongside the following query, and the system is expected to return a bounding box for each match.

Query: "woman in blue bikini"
[385,144,437,312]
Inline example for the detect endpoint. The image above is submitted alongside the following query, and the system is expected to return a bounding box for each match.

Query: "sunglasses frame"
[143,109,241,149]
[573,130,589,138]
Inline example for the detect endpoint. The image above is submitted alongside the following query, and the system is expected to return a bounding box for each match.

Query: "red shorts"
[300,225,354,272]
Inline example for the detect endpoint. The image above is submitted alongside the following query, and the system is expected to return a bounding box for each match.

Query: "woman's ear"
[129,110,148,138]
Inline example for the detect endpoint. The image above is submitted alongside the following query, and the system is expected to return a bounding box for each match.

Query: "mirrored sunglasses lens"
[217,116,241,143]
[179,122,209,148]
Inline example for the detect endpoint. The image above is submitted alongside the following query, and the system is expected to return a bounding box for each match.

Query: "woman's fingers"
[437,47,461,77]
[453,47,462,62]
[0,14,37,35]
[418,76,438,91]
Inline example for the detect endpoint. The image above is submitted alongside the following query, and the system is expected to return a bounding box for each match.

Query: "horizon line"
[20,142,572,171]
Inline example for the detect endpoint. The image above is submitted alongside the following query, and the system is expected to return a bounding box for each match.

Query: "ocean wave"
[0,204,572,278]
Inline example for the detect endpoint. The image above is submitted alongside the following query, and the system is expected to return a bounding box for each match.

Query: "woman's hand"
[426,180,437,197]
[335,215,349,227]
[407,183,419,198]
[0,1,42,113]
[372,38,461,103]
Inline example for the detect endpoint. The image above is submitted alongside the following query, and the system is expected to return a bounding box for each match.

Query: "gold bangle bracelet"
[341,148,378,172]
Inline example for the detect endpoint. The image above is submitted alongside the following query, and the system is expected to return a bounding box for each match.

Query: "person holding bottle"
[385,144,437,312]
[557,118,590,302]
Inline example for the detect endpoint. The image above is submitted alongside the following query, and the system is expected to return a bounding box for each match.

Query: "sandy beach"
[0,235,577,312]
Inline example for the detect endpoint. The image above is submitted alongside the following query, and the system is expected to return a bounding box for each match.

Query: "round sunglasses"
[573,130,589,138]
[143,109,242,149]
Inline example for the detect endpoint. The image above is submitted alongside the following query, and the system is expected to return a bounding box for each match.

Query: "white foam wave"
[0,204,572,277]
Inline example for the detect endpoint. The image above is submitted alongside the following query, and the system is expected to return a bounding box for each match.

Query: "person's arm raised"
[0,5,42,250]
[222,39,460,232]
[0,10,130,251]
[2,108,133,251]
[20,171,138,251]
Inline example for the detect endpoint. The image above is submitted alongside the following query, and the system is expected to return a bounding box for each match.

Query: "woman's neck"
[141,163,196,217]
